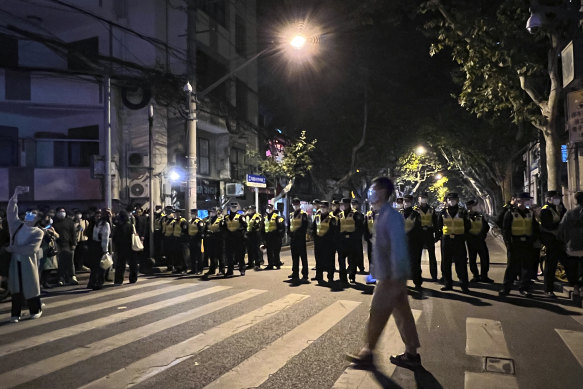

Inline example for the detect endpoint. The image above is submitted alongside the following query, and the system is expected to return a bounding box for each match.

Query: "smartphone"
[44,224,52,229]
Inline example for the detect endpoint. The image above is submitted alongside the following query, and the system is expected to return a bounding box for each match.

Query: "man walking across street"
[466,199,494,283]
[346,177,421,369]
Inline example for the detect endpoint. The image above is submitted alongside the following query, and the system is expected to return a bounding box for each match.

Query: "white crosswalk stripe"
[0,281,194,333]
[0,284,227,357]
[555,329,583,369]
[0,287,264,388]
[332,309,423,389]
[79,293,309,389]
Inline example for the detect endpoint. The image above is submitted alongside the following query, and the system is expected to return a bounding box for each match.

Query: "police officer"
[245,205,262,270]
[415,192,440,281]
[172,209,189,274]
[202,207,224,278]
[402,194,423,289]
[162,207,176,272]
[338,198,364,284]
[263,204,285,270]
[222,202,246,277]
[539,190,567,297]
[351,198,366,273]
[312,201,338,285]
[187,209,204,274]
[437,193,471,292]
[466,200,493,283]
[500,192,539,297]
[153,205,164,262]
[288,198,309,283]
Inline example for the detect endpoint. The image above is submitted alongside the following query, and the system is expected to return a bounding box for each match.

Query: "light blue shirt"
[371,202,411,281]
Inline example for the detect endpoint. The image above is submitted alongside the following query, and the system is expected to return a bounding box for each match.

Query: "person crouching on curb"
[346,176,421,369]
[6,186,45,323]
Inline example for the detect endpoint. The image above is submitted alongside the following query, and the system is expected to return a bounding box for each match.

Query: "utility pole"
[185,0,197,212]
[104,75,112,210]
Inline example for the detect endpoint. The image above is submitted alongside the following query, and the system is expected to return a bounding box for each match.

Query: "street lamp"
[435,173,443,180]
[415,145,427,156]
[290,35,307,49]
[183,81,196,214]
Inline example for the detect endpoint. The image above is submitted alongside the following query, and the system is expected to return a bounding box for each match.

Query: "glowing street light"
[415,145,427,155]
[435,173,443,180]
[169,169,182,182]
[290,35,307,49]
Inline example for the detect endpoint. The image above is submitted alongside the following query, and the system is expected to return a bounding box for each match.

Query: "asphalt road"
[0,234,582,389]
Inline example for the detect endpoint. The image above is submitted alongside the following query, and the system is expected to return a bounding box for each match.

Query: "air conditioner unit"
[127,151,149,168]
[129,176,150,198]
[225,183,244,197]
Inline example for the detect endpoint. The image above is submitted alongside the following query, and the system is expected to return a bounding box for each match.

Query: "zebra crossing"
[0,277,582,389]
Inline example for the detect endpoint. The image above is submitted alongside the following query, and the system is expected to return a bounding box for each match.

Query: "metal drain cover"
[484,357,515,374]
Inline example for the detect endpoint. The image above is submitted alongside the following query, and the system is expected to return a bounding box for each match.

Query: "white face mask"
[293,205,301,211]
[321,207,329,213]
[447,200,458,207]
[340,205,347,211]
[267,209,273,214]
[396,203,403,209]
[552,199,561,206]
[419,198,428,205]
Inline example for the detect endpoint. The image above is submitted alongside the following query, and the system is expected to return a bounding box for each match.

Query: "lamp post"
[148,104,154,258]
[184,81,197,212]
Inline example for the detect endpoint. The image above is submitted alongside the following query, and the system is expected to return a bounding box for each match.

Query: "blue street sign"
[246,174,267,188]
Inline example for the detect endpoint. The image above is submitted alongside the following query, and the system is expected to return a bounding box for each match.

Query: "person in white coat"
[5,186,44,323]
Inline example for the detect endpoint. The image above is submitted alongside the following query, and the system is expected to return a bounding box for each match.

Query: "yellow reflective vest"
[225,214,243,232]
[207,216,222,233]
[339,212,356,233]
[188,218,202,236]
[315,214,335,237]
[442,211,465,235]
[264,213,283,233]
[173,217,187,237]
[366,210,375,234]
[418,207,433,228]
[163,219,175,237]
[511,211,533,236]
[290,210,306,232]
[469,214,483,236]
[400,209,417,233]
[540,204,561,235]
[246,213,262,233]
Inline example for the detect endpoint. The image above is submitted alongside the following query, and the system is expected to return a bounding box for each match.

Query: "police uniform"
[400,195,423,288]
[437,193,471,292]
[245,207,263,269]
[202,208,224,277]
[222,203,247,276]
[351,199,366,273]
[539,191,567,296]
[153,206,164,261]
[312,201,338,283]
[188,209,205,274]
[310,199,322,278]
[161,209,177,271]
[172,210,189,273]
[415,193,440,280]
[262,205,285,269]
[289,198,309,281]
[331,200,342,272]
[338,198,364,284]
[465,200,492,283]
[501,192,539,296]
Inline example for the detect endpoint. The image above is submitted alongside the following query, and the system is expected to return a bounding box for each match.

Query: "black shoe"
[390,352,421,369]
[481,276,495,283]
[345,352,375,370]
[265,266,274,270]
[225,270,234,277]
[349,278,356,284]
[414,285,423,292]
[301,276,310,284]
[279,261,285,266]
[254,266,261,271]
[519,289,532,298]
[470,277,481,283]
[498,289,509,296]
[440,285,453,291]
[544,291,557,298]
[240,269,246,276]
[246,264,254,269]
[276,266,281,270]
[461,286,470,294]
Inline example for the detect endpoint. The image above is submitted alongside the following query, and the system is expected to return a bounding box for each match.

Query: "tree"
[394,149,443,194]
[247,130,317,201]
[419,0,580,191]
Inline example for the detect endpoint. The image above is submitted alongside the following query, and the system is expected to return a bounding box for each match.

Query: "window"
[236,79,248,121]
[235,15,246,56]
[68,37,99,72]
[199,0,227,28]
[33,126,99,168]
[230,147,246,180]
[198,137,210,175]
[0,126,18,167]
[197,50,228,102]
[5,70,30,100]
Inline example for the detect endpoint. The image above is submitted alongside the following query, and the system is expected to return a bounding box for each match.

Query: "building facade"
[0,0,259,211]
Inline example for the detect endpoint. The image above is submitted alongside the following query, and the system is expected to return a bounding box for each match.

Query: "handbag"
[99,252,113,270]
[131,224,144,252]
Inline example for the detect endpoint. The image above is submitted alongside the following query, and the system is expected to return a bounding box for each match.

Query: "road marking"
[0,285,228,358]
[0,288,266,388]
[555,329,583,369]
[0,282,194,334]
[332,309,422,389]
[203,300,361,389]
[464,372,518,389]
[78,293,309,389]
[465,318,511,358]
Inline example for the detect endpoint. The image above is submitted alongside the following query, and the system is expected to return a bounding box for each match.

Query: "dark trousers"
[265,233,282,267]
[174,239,189,271]
[205,236,224,273]
[163,236,174,267]
[356,240,365,272]
[503,239,534,291]
[408,238,423,287]
[87,240,106,289]
[441,235,469,288]
[420,229,438,279]
[564,256,583,286]
[541,233,566,292]
[225,236,245,272]
[246,233,261,266]
[339,238,355,281]
[189,238,202,272]
[467,235,490,278]
[57,248,75,282]
[114,249,138,284]
[153,231,163,261]
[366,239,373,265]
[11,261,42,317]
[317,240,336,281]
[291,238,308,278]
[74,241,89,269]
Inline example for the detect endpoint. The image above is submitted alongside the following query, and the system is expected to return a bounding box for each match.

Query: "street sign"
[567,89,583,143]
[246,174,267,188]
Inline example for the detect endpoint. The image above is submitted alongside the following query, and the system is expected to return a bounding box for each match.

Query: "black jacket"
[53,217,77,250]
